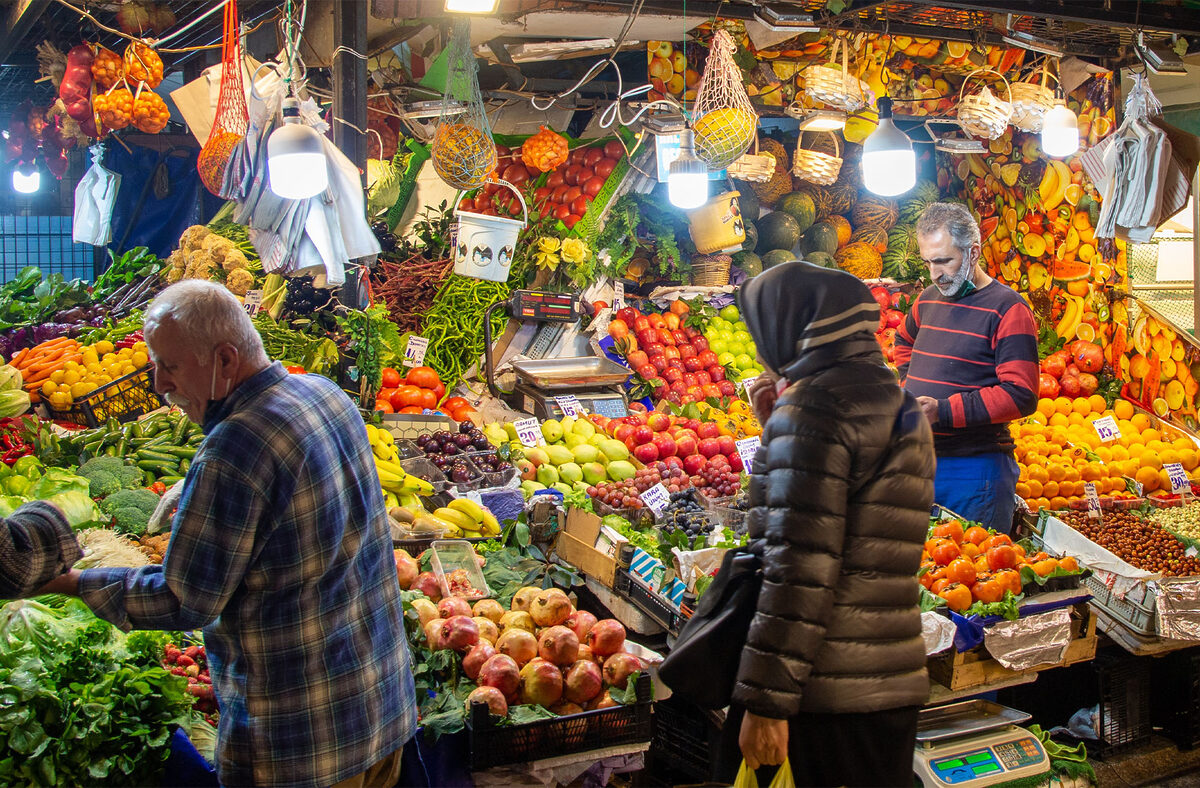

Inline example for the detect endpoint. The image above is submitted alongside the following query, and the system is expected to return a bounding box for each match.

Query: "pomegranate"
[585,619,626,657]
[424,618,446,649]
[478,653,521,701]
[473,616,500,644]
[519,657,564,707]
[496,628,538,666]
[1040,351,1069,378]
[410,598,438,628]
[602,651,643,690]
[511,586,541,613]
[576,644,594,663]
[410,572,442,602]
[589,690,619,710]
[394,548,419,589]
[463,642,497,680]
[537,625,580,666]
[472,599,505,623]
[564,610,597,641]
[440,615,480,653]
[549,700,584,716]
[466,685,508,717]
[1038,373,1060,399]
[1059,374,1082,398]
[1077,373,1099,396]
[563,659,603,704]
[498,610,535,634]
[1074,341,1104,374]
[529,589,572,627]
[438,596,473,619]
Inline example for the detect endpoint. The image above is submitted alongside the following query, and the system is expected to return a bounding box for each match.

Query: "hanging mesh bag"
[197,0,249,196]
[691,28,758,171]
[431,19,496,191]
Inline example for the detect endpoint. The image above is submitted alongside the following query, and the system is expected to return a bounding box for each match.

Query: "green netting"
[1128,237,1197,336]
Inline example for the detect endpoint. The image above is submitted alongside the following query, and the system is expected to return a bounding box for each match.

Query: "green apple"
[734,353,755,370]
[558,462,584,484]
[709,316,729,331]
[709,339,728,355]
[717,351,736,367]
[541,418,564,444]
[732,330,752,344]
[719,305,740,322]
[537,464,560,487]
[571,444,600,464]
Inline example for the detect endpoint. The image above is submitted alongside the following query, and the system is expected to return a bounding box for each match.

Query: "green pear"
[564,432,588,449]
[560,416,577,435]
[559,462,583,484]
[525,447,550,467]
[581,461,607,485]
[545,445,575,466]
[599,439,629,461]
[572,420,596,440]
[504,422,519,441]
[588,433,608,448]
[536,464,560,487]
[520,480,547,499]
[607,460,636,481]
[571,444,600,464]
[552,482,573,496]
[572,480,591,494]
[541,419,564,444]
[484,423,509,447]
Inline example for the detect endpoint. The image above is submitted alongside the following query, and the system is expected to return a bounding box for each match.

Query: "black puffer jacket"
[732,261,935,719]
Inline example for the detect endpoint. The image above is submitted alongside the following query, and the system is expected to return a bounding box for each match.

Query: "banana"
[966,153,988,179]
[1043,160,1072,210]
[480,508,500,535]
[1038,163,1059,206]
[384,491,399,509]
[400,474,434,495]
[1056,295,1084,339]
[434,507,477,531]
[398,491,426,512]
[447,498,485,525]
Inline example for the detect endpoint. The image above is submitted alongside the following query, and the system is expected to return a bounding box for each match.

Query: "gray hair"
[144,280,268,366]
[916,202,981,258]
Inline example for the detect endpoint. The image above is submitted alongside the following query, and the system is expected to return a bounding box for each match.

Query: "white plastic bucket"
[452,179,527,282]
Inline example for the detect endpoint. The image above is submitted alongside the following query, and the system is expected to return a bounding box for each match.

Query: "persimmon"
[972,574,1005,604]
[932,519,965,544]
[945,557,977,587]
[964,526,990,546]
[939,582,973,612]
[987,544,1019,572]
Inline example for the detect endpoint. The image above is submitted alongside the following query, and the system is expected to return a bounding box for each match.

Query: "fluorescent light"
[268,98,329,200]
[753,6,819,33]
[445,0,498,12]
[1041,100,1080,158]
[862,98,915,197]
[12,165,39,194]
[668,130,708,210]
[924,118,986,153]
[787,107,847,131]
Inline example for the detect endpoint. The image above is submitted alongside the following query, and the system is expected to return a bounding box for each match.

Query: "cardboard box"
[552,508,623,587]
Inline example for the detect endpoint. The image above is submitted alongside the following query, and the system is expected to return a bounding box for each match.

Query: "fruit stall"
[0,0,1199,785]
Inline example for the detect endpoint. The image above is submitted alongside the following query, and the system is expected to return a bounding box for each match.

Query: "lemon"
[40,380,57,397]
[64,360,81,373]
[119,364,136,377]
[85,362,102,376]
[94,340,114,355]
[62,370,81,386]
[131,351,148,367]
[49,369,65,384]
[70,382,95,399]
[118,348,133,359]
[81,350,99,366]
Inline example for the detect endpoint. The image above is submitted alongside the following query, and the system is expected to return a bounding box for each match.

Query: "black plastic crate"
[466,672,652,769]
[47,365,162,428]
[615,568,685,636]
[650,697,719,781]
[1151,647,1200,751]
[1093,652,1152,757]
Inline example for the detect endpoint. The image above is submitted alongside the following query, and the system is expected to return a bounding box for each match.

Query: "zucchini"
[137,460,179,474]
[137,450,179,464]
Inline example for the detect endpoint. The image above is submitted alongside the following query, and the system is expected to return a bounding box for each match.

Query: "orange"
[1031,497,1051,511]
[1071,398,1093,416]
[1043,481,1060,498]
[1049,496,1069,510]
[1131,413,1152,431]
[1047,464,1067,483]
[1088,395,1108,412]
[1135,466,1160,493]
[1160,449,1182,467]
[1113,399,1134,420]
[1025,479,1044,498]
[1109,463,1128,479]
[1049,413,1070,428]
[1015,482,1032,498]
[1141,451,1163,471]
[1027,466,1049,485]
[1029,412,1049,426]
[1036,399,1056,419]
[1159,469,1173,492]
[1058,480,1077,497]
[1182,450,1199,472]
[1063,465,1081,483]
[1054,397,1073,415]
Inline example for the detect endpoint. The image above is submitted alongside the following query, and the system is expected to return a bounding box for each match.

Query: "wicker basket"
[691,253,732,286]
[957,68,1012,140]
[792,131,842,186]
[1009,63,1057,132]
[802,37,868,112]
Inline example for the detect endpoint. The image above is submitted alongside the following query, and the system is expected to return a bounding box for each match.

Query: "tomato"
[501,163,530,183]
[594,158,617,178]
[986,544,1019,572]
[374,399,394,413]
[406,365,441,389]
[971,574,1005,603]
[581,148,603,167]
[945,557,977,587]
[389,385,421,410]
[574,168,594,187]
[399,406,423,414]
[458,197,475,212]
[562,186,583,204]
[582,176,606,197]
[564,164,583,186]
[939,582,973,612]
[285,365,306,374]
[963,526,989,546]
[418,387,439,409]
[451,405,476,422]
[381,367,402,388]
[432,382,446,402]
[443,396,469,412]
[603,140,625,160]
[569,148,587,165]
[930,539,961,566]
[932,519,964,544]
[563,214,581,229]
[546,170,565,188]
[554,204,572,220]
[570,195,591,216]
[592,300,610,315]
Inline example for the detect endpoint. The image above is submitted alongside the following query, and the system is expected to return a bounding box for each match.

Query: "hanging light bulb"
[862,98,915,197]
[445,0,498,11]
[12,163,39,194]
[668,129,708,210]
[1042,99,1080,158]
[268,98,328,200]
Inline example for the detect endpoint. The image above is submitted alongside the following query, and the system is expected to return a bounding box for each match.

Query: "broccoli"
[78,457,145,498]
[99,488,160,537]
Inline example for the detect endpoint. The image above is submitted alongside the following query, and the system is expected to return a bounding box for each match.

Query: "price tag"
[641,482,670,517]
[466,489,483,505]
[1127,476,1145,497]
[242,289,264,316]
[737,374,758,398]
[1092,415,1122,443]
[554,395,585,418]
[1166,462,1191,495]
[402,335,429,368]
[1084,482,1102,520]
[513,417,546,448]
[1188,546,1199,558]
[613,281,625,311]
[735,436,761,474]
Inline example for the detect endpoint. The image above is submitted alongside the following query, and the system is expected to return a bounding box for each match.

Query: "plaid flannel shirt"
[0,501,81,598]
[79,363,416,787]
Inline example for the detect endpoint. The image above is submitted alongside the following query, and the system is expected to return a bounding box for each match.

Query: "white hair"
[144,280,268,366]
[916,202,982,259]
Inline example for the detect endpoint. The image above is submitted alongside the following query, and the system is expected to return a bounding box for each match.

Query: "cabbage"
[0,390,29,418]
[43,490,103,529]
[0,496,25,517]
[0,365,21,392]
[28,467,90,499]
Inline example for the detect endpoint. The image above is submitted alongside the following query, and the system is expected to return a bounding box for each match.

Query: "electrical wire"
[50,0,273,54]
[152,0,231,46]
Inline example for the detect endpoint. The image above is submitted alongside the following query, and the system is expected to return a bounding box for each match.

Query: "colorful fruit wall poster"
[1123,302,1200,433]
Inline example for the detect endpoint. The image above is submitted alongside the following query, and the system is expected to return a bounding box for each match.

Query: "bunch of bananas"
[365,423,434,509]
[432,498,501,538]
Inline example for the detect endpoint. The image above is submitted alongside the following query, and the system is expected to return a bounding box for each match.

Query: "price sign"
[402,336,429,368]
[1092,415,1122,443]
[613,281,625,311]
[242,289,264,316]
[641,482,670,517]
[1166,462,1191,495]
[737,374,758,397]
[736,436,761,474]
[1127,477,1145,497]
[513,417,546,448]
[1084,482,1102,520]
[554,395,585,418]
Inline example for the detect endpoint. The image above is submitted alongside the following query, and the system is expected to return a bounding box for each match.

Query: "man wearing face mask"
[893,203,1039,534]
[36,281,416,788]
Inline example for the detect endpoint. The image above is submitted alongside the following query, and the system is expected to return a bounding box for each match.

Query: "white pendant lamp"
[1042,99,1080,158]
[268,98,329,200]
[668,129,708,210]
[862,98,916,197]
[12,163,39,194]
[445,0,498,11]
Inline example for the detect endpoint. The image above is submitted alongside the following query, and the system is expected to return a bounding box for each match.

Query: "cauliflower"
[79,457,145,498]
[99,488,161,538]
[179,225,211,251]
[225,268,255,296]
[185,251,217,280]
[201,234,234,253]
[166,267,184,284]
[166,249,186,270]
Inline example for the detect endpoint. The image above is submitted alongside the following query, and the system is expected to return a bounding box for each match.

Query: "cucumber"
[137,460,180,474]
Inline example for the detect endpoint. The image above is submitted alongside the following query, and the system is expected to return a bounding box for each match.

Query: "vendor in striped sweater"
[894,203,1039,534]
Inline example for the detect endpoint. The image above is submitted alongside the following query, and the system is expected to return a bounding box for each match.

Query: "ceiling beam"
[930,0,1200,38]
[0,0,50,65]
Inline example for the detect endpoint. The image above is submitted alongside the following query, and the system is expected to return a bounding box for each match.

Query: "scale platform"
[505,356,631,420]
[914,701,1050,787]
[510,382,628,421]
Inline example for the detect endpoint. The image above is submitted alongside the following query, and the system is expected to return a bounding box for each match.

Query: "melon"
[799,222,839,257]
[835,242,883,280]
[825,215,852,248]
[777,192,817,234]
[756,211,802,253]
[882,224,922,281]
[824,181,858,217]
[1051,258,1091,282]
[750,138,792,207]
[849,225,889,254]
[761,249,794,269]
[899,181,941,224]
[798,183,835,221]
[734,251,763,276]
[741,222,758,253]
[806,251,835,269]
[851,196,900,231]
[733,186,761,222]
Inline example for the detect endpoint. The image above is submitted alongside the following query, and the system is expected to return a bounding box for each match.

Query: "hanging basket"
[1009,62,1058,132]
[725,136,775,182]
[957,68,1012,140]
[691,253,733,287]
[801,37,868,113]
[792,131,842,186]
[691,29,758,170]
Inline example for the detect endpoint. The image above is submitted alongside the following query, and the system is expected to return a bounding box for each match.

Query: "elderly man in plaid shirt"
[40,281,416,788]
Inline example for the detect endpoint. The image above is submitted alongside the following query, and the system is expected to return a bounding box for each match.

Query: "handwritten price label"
[613,281,625,311]
[1166,462,1191,495]
[554,395,585,418]
[1092,415,1122,443]
[242,290,264,316]
[514,417,546,448]
[736,436,761,474]
[641,483,670,517]
[1084,482,1102,520]
[402,336,429,368]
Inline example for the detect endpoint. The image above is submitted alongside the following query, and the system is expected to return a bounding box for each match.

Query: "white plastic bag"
[73,145,120,246]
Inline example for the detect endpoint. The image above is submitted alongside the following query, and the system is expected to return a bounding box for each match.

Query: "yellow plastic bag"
[733,758,796,788]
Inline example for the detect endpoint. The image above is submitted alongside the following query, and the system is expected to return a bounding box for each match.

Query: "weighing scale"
[914,701,1050,787]
[483,290,632,420]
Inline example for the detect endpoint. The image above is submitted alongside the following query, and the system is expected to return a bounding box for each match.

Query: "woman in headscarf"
[718,261,936,787]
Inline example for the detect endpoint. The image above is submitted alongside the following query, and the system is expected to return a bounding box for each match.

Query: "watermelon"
[777,191,817,234]
[882,224,922,281]
[741,222,758,253]
[733,186,761,222]
[734,251,763,276]
[761,249,794,269]
[799,222,839,256]
[756,211,802,253]
[806,251,835,268]
[1051,258,1091,282]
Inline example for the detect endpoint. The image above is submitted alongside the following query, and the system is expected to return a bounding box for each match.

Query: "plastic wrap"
[1155,578,1200,640]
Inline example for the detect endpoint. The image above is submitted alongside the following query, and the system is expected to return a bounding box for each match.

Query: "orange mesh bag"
[197,0,249,196]
[430,19,496,191]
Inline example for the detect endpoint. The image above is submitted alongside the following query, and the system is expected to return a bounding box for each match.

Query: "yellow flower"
[535,252,560,270]
[537,237,561,255]
[560,238,587,264]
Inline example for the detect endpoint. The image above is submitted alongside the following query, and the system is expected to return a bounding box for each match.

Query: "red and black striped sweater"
[894,281,1039,456]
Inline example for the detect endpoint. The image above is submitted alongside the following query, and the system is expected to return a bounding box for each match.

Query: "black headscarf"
[737,260,882,382]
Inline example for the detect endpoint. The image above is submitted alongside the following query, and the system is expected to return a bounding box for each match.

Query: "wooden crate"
[929,603,1098,691]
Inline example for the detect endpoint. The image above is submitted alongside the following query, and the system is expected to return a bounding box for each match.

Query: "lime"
[734,354,755,370]
[710,339,728,355]
[719,305,740,322]
[718,352,737,367]
[732,330,752,344]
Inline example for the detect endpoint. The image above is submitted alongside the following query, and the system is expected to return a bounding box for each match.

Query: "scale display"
[924,737,1045,785]
[511,291,577,322]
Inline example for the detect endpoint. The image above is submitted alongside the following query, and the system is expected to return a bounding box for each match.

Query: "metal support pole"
[1193,167,1200,336]
[333,0,368,310]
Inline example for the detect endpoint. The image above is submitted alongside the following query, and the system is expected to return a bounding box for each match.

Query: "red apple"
[657,329,675,346]
[679,344,697,360]
[625,412,647,427]
[648,377,667,393]
[633,317,651,333]
[652,433,677,457]
[617,307,639,325]
[613,424,635,443]
[691,336,709,352]
[716,435,736,456]
[647,412,671,432]
[633,442,660,463]
[637,363,658,379]
[675,434,698,457]
[672,330,688,345]
[624,436,639,453]
[718,379,738,397]
[684,357,704,373]
[645,343,665,359]
[683,453,707,475]
[728,453,744,473]
[683,326,701,341]
[663,367,683,384]
[695,371,712,386]
[651,356,669,373]
[708,366,726,382]
[663,456,684,471]
[697,350,719,368]
[667,357,685,370]
[625,350,649,370]
[670,381,688,397]
[698,438,721,458]
[633,425,654,445]
[636,329,657,348]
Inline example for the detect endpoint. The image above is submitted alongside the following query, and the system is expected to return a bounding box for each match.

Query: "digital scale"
[483,290,632,420]
[914,701,1050,787]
